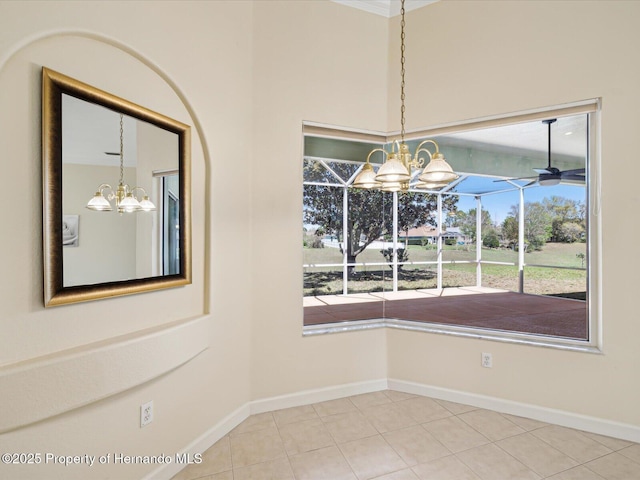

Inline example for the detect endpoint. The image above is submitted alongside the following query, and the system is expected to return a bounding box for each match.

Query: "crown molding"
[331,0,439,18]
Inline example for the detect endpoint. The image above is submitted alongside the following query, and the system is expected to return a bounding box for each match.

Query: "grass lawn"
[303,242,586,297]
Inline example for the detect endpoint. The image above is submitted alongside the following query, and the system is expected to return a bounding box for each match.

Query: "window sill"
[303,317,602,354]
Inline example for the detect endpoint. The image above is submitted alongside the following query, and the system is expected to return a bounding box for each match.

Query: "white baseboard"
[250,378,388,415]
[144,402,251,480]
[147,378,387,480]
[151,377,640,479]
[388,378,640,444]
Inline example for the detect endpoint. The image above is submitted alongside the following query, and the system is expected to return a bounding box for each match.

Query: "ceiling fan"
[496,119,585,187]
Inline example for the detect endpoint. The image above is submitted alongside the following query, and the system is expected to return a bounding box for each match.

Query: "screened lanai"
[303,109,591,343]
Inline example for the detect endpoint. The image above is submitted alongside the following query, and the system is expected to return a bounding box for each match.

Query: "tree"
[559,222,584,243]
[457,208,493,243]
[303,163,457,274]
[380,247,409,270]
[501,216,518,247]
[504,202,552,251]
[482,228,500,248]
[543,196,584,242]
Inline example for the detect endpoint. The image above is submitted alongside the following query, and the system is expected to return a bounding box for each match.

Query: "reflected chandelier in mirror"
[85,113,157,213]
[42,67,192,307]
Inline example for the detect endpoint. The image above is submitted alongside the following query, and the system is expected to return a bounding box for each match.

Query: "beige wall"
[62,164,137,286]
[0,1,252,478]
[249,0,390,401]
[386,0,640,426]
[0,1,388,478]
[135,121,179,278]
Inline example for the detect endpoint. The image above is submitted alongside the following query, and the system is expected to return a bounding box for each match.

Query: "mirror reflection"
[61,95,179,287]
[43,67,191,307]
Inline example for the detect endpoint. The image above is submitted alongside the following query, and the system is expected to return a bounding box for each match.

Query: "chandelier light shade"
[418,156,458,183]
[374,152,411,183]
[351,160,381,189]
[118,193,142,213]
[416,140,459,184]
[352,0,458,193]
[86,187,113,211]
[138,195,157,211]
[86,114,156,214]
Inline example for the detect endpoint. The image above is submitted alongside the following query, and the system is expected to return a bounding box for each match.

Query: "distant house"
[400,226,469,245]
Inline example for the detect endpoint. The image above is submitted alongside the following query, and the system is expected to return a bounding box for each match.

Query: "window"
[303,103,599,351]
[157,172,180,275]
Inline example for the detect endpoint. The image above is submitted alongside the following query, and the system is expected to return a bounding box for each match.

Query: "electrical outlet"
[481,352,493,368]
[140,400,154,427]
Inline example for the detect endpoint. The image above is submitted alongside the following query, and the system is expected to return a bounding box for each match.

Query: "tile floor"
[171,390,640,480]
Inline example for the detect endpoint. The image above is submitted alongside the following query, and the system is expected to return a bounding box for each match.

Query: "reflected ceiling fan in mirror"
[496,118,586,187]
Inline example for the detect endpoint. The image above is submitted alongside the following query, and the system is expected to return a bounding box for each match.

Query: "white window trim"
[302,99,602,354]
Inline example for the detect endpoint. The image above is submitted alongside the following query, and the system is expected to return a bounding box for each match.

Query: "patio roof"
[304,113,587,195]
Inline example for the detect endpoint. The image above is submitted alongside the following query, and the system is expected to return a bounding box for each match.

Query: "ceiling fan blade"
[560,168,585,176]
[524,179,539,187]
[533,168,552,174]
[561,174,586,182]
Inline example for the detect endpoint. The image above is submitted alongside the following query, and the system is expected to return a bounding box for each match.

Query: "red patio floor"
[304,290,587,340]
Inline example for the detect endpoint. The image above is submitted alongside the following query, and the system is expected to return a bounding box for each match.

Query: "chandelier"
[353,0,458,193]
[86,114,156,214]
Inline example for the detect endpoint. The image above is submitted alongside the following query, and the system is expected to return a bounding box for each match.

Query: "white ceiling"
[442,115,588,160]
[331,0,439,17]
[62,94,138,167]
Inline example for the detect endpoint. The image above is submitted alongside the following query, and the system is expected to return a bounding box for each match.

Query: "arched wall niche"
[0,32,210,432]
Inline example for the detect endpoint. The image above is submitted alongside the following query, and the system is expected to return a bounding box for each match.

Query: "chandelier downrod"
[353,0,458,193]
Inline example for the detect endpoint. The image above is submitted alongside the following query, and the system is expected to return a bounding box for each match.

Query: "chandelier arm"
[415,148,433,163]
[366,148,389,164]
[415,139,440,154]
[129,186,149,200]
[97,183,115,201]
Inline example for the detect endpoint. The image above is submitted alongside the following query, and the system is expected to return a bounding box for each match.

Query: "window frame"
[302,100,602,353]
[153,170,181,277]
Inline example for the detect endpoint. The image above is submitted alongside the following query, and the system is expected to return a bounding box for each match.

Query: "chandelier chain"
[86,112,156,213]
[119,114,124,186]
[353,0,458,192]
[400,0,406,143]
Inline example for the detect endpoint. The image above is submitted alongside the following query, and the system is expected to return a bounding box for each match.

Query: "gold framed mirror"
[42,67,192,307]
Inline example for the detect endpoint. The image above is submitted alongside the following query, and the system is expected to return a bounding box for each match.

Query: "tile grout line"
[176,390,640,480]
[269,410,296,479]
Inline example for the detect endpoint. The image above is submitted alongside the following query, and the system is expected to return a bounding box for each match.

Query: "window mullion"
[343,186,348,295]
[437,194,443,290]
[392,192,398,292]
[476,196,482,287]
[518,187,525,293]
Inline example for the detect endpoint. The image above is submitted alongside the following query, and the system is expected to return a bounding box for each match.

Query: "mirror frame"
[42,67,192,307]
